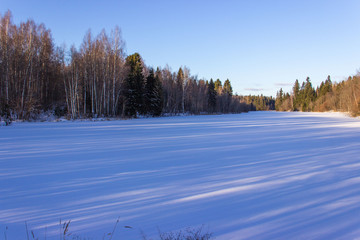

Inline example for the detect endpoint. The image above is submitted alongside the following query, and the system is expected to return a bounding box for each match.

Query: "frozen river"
[1,112,360,239]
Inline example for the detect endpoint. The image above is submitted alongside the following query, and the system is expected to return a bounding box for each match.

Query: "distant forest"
[275,75,360,116]
[1,11,273,122]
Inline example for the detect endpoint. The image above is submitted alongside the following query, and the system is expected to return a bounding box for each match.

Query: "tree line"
[240,95,275,111]
[0,11,252,122]
[275,75,360,116]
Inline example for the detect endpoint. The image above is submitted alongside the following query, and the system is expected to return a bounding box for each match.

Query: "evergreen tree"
[208,78,217,113]
[302,77,315,111]
[145,68,163,116]
[222,79,233,112]
[0,101,12,125]
[293,79,300,110]
[275,88,284,110]
[214,79,222,94]
[176,67,184,112]
[323,75,332,94]
[223,79,233,96]
[124,53,144,117]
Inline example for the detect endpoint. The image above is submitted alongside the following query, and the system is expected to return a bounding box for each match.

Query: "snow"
[1,111,360,239]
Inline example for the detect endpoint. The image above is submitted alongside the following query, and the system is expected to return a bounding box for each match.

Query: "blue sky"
[1,0,360,96]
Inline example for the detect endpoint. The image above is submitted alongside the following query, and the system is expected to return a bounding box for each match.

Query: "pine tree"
[208,78,217,113]
[124,53,144,117]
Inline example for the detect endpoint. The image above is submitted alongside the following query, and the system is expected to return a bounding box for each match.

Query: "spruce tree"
[153,70,163,116]
[302,77,315,111]
[124,53,144,117]
[223,79,233,96]
[275,88,284,110]
[176,68,184,113]
[223,79,233,112]
[324,75,332,94]
[208,78,217,113]
[0,101,12,125]
[145,68,163,116]
[293,79,300,110]
[214,79,222,94]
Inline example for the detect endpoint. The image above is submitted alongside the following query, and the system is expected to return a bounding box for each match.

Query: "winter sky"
[1,0,360,97]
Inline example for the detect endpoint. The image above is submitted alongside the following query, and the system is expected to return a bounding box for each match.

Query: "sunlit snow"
[1,112,360,239]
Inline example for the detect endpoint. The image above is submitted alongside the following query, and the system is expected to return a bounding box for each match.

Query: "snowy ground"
[1,111,360,239]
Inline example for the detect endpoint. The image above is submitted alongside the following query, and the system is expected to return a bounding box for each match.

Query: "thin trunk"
[94,62,98,115]
[352,78,358,107]
[182,84,185,113]
[92,59,96,116]
[76,68,80,118]
[63,68,70,115]
[27,56,33,108]
[91,70,94,116]
[103,80,106,115]
[4,19,9,104]
[70,67,74,118]
[112,45,117,116]
[84,68,87,115]
[21,75,27,115]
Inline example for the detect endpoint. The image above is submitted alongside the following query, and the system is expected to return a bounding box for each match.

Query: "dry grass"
[5,219,213,240]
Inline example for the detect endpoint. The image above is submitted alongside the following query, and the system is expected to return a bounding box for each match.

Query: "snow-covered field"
[1,112,360,239]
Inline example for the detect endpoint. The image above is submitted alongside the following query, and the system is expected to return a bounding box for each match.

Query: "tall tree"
[208,78,217,113]
[123,52,144,117]
[110,26,126,116]
[302,77,315,111]
[145,68,163,116]
[181,66,190,113]
[292,79,300,110]
[176,67,184,113]
[214,79,222,94]
[0,10,11,105]
[223,79,233,96]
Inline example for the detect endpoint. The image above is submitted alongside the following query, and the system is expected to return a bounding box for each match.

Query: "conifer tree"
[223,79,233,96]
[214,79,222,94]
[322,75,332,95]
[275,88,284,110]
[145,68,163,116]
[176,67,184,113]
[124,53,144,117]
[222,79,233,112]
[208,78,217,113]
[301,77,315,111]
[292,79,300,110]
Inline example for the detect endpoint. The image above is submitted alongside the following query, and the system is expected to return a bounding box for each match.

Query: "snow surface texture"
[1,112,360,239]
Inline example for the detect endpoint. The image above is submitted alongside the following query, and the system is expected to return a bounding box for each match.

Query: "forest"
[0,11,254,123]
[275,75,360,116]
[1,10,359,124]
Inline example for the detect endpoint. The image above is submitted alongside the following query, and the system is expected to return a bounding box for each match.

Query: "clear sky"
[1,0,360,96]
